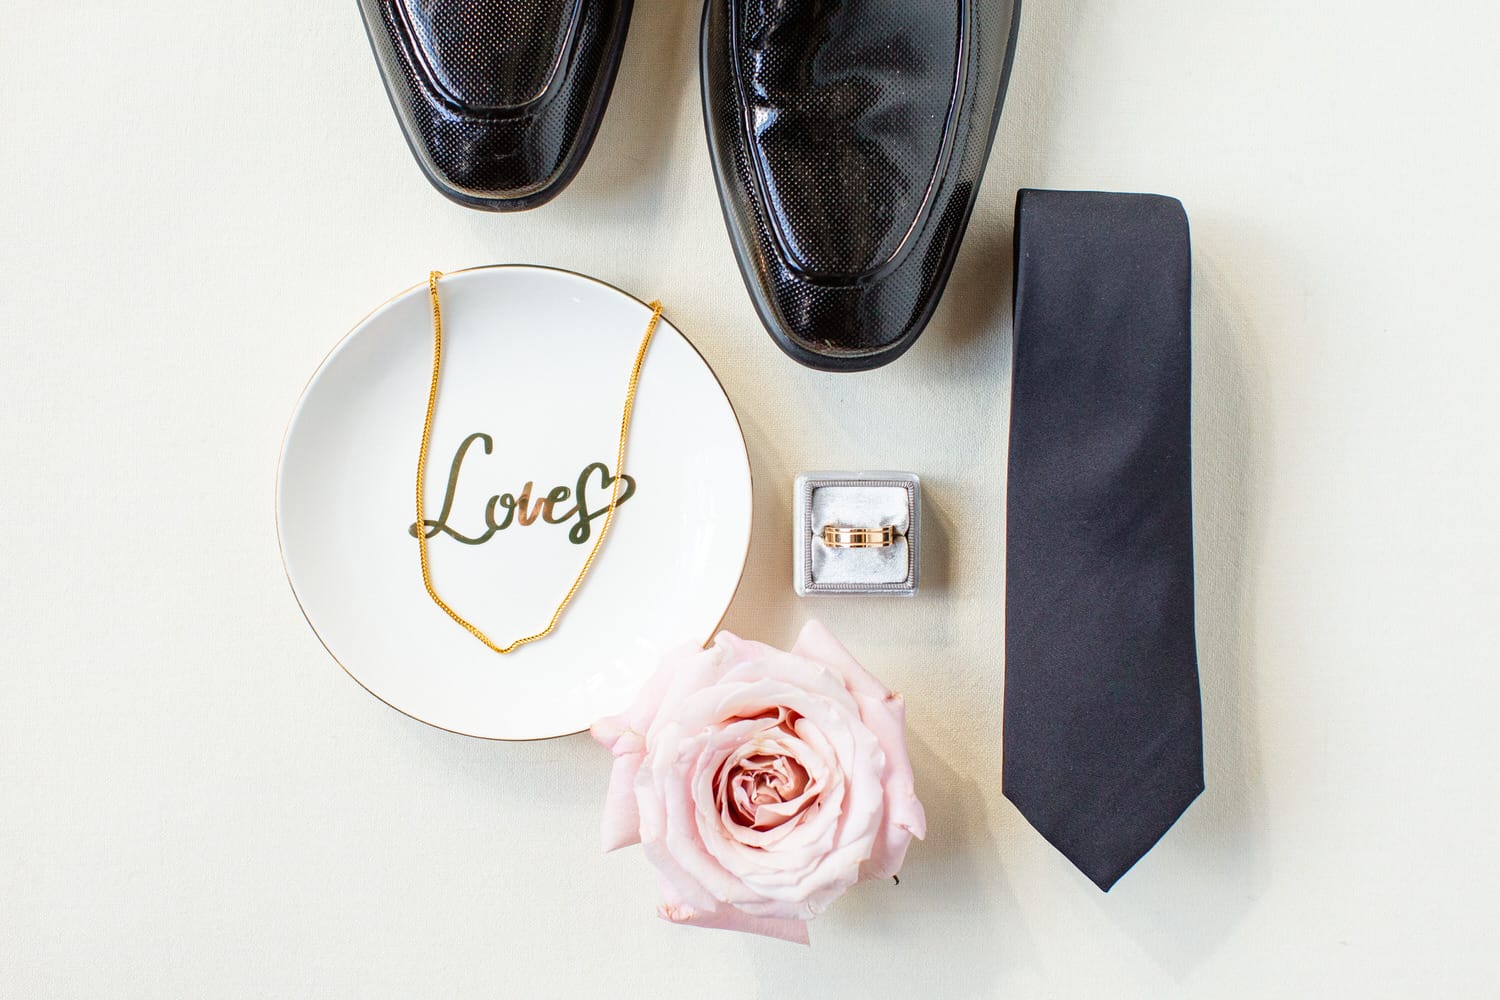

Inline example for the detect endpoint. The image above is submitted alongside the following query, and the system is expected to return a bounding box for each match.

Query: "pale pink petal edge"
[658,901,811,945]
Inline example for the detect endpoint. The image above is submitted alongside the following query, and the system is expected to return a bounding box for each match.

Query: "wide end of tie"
[1005,775,1205,892]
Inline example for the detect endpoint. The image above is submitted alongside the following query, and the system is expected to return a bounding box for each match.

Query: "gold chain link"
[415,271,664,655]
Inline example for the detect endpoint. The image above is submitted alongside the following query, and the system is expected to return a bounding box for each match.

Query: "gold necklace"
[415,271,664,654]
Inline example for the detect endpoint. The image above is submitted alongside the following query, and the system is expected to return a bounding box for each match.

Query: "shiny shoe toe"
[359,0,633,211]
[703,0,1022,370]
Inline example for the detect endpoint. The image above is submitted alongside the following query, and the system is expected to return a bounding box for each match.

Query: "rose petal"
[791,620,896,704]
[637,642,734,748]
[851,690,927,878]
[655,873,810,945]
[790,621,927,880]
[716,715,882,916]
[712,734,827,851]
[641,833,722,916]
[688,734,843,920]
[590,713,631,754]
[601,736,646,852]
[733,714,883,914]
[651,729,766,910]
[720,746,812,832]
[712,631,784,670]
[669,677,854,754]
[720,651,861,715]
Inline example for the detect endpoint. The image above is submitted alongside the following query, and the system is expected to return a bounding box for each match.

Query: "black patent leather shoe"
[702,0,1022,370]
[359,0,633,211]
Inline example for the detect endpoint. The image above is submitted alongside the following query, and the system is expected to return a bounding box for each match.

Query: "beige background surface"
[3,1,1497,996]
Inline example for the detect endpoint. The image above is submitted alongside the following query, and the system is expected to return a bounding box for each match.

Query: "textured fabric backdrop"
[2,1,1496,996]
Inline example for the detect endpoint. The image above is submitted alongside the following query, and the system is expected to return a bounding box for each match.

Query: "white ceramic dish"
[277,266,752,740]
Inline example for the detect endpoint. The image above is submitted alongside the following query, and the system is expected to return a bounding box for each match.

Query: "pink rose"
[591,620,926,944]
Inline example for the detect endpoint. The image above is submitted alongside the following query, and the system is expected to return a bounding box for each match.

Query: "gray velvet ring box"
[794,472,920,596]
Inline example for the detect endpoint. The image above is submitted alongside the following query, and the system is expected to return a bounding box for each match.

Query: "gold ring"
[821,524,898,548]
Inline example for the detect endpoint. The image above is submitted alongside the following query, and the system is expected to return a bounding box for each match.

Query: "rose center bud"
[720,745,813,831]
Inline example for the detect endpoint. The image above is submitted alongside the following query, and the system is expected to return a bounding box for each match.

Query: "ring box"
[793,472,920,596]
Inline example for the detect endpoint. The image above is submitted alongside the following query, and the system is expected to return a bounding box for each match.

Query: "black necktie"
[1003,189,1204,891]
